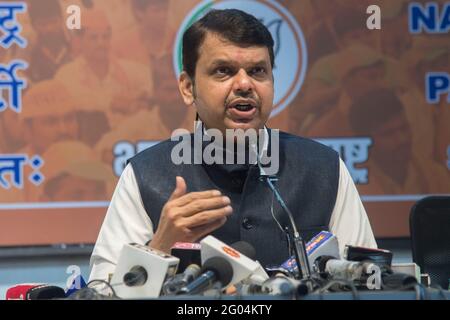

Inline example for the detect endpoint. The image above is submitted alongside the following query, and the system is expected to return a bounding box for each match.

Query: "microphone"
[316,255,418,290]
[260,274,309,297]
[230,241,256,260]
[314,255,384,291]
[344,245,416,290]
[170,242,202,274]
[279,231,340,275]
[381,271,418,290]
[123,266,148,287]
[162,239,255,296]
[6,284,66,300]
[110,243,180,298]
[177,256,233,295]
[162,264,201,295]
[200,236,269,288]
[316,256,373,281]
[253,142,311,282]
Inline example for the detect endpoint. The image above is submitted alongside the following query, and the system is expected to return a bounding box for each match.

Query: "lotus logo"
[173,0,308,117]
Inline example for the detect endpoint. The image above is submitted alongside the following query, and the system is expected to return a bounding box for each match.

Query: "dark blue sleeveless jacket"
[130,131,339,267]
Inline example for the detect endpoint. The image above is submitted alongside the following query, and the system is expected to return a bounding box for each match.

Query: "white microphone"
[110,243,180,299]
[200,236,269,290]
[315,255,380,289]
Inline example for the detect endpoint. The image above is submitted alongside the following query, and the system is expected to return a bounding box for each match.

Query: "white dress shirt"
[89,158,377,282]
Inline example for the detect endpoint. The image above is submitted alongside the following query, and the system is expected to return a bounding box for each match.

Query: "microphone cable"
[313,278,360,300]
[67,279,118,300]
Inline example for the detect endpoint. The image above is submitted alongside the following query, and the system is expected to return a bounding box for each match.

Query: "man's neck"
[199,121,269,165]
[85,56,109,80]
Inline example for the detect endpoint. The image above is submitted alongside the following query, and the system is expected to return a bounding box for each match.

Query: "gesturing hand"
[149,176,233,253]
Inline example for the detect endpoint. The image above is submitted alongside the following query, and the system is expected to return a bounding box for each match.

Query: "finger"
[179,196,231,217]
[168,176,187,201]
[184,205,233,228]
[170,189,222,207]
[188,216,228,241]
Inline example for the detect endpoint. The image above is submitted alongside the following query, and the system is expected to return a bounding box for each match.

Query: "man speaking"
[89,9,376,282]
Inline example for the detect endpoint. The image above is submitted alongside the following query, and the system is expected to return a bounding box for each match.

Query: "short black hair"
[182,9,274,79]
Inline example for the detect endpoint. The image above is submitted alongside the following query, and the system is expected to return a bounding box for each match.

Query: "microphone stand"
[252,133,312,290]
[263,176,312,287]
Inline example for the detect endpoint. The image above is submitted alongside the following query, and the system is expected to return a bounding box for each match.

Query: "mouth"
[227,99,258,122]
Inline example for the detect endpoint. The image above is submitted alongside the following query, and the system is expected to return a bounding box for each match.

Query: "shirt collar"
[194,119,269,165]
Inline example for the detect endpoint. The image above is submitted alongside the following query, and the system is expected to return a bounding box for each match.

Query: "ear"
[178,71,195,106]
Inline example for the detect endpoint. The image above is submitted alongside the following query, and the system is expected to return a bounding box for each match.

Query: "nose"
[232,69,254,95]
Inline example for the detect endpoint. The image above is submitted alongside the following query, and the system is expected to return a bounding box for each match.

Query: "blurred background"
[0,0,448,296]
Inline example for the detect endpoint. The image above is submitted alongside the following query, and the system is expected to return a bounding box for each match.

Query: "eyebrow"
[209,59,269,68]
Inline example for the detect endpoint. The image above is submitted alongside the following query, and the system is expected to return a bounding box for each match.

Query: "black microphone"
[177,256,233,295]
[231,241,256,260]
[260,273,309,297]
[253,141,311,283]
[382,271,418,290]
[262,178,312,282]
[162,264,201,295]
[6,284,66,300]
[123,266,148,287]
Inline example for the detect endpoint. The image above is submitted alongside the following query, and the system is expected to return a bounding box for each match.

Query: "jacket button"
[242,218,253,230]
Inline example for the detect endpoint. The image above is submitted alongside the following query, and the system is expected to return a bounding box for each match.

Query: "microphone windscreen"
[382,272,417,290]
[202,257,234,287]
[6,284,66,300]
[231,241,256,260]
[6,284,37,300]
[28,285,66,300]
[314,255,335,273]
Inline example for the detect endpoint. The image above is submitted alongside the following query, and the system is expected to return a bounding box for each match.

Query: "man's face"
[27,112,79,153]
[82,26,112,62]
[344,62,386,100]
[33,17,66,47]
[141,1,169,38]
[372,113,412,164]
[180,33,274,134]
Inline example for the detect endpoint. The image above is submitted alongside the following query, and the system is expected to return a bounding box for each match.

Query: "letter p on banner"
[426,72,450,104]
